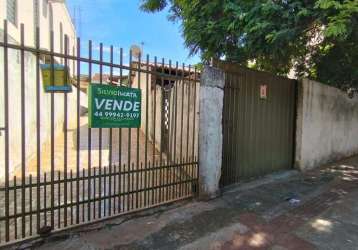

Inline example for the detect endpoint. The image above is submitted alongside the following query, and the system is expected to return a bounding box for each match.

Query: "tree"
[140,0,358,87]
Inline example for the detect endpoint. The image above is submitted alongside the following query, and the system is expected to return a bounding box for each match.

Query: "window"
[6,0,17,26]
[42,0,48,18]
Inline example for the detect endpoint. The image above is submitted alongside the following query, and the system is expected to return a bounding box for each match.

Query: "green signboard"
[88,84,141,128]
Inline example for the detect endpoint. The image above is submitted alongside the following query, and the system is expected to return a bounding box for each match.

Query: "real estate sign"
[88,84,141,128]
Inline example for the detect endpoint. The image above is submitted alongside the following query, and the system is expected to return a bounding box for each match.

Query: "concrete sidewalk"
[14,155,358,250]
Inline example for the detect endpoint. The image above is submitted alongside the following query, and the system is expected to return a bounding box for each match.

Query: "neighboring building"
[0,0,77,75]
[0,0,76,56]
[0,0,79,181]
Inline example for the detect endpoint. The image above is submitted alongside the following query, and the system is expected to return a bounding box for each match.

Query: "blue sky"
[67,0,200,68]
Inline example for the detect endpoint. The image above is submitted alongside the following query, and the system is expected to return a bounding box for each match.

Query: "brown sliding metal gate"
[219,63,297,186]
[0,21,199,245]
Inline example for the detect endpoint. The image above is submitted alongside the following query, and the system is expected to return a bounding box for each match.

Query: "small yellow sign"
[41,64,72,92]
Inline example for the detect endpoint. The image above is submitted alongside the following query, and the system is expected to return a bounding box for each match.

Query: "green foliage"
[316,0,358,39]
[140,0,358,87]
[140,0,167,12]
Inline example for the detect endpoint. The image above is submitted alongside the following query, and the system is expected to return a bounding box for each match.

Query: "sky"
[67,0,200,68]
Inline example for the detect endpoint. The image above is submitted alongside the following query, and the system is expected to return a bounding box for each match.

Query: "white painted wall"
[0,47,87,182]
[0,0,78,181]
[295,79,358,171]
[0,0,76,53]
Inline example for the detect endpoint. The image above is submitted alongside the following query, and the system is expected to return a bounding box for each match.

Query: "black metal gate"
[0,20,199,245]
[219,63,297,186]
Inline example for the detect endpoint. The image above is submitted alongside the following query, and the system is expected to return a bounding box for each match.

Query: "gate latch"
[0,127,5,136]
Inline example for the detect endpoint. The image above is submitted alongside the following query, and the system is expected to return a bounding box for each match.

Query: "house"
[0,0,80,180]
[0,0,77,74]
[0,0,76,58]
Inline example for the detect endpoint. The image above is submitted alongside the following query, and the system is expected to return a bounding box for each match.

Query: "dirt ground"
[10,155,358,250]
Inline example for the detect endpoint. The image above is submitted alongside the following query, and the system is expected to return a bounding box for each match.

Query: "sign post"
[88,84,141,128]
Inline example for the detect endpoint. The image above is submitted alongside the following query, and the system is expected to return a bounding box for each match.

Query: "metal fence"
[0,20,200,245]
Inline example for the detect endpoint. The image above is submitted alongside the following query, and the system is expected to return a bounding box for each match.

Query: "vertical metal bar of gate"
[3,20,10,243]
[144,54,149,207]
[192,67,197,161]
[152,57,157,204]
[108,45,114,216]
[136,53,141,209]
[128,49,132,211]
[179,63,185,197]
[119,48,123,213]
[63,35,69,227]
[50,29,55,229]
[87,40,92,221]
[76,37,81,224]
[98,43,103,218]
[35,25,41,233]
[159,58,164,203]
[19,24,26,239]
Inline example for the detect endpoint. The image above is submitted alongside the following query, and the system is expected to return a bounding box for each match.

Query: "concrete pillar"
[198,66,225,200]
